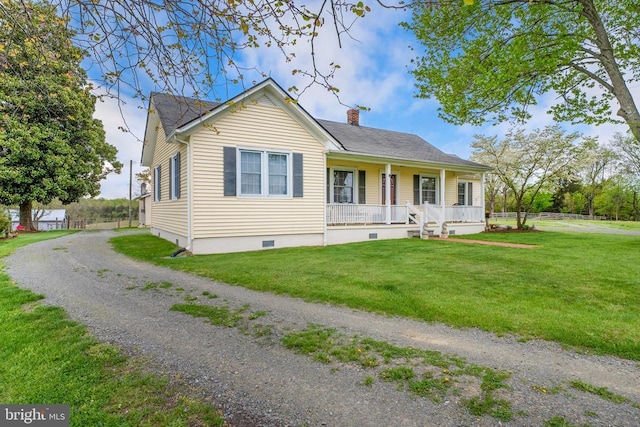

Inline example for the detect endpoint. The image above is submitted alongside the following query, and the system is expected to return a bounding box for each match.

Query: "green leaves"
[0,1,121,207]
[351,1,371,18]
[404,0,640,140]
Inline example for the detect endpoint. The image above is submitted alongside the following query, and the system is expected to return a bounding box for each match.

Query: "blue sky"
[93,3,633,199]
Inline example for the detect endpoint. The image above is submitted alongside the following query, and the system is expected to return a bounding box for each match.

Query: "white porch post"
[440,168,446,221]
[323,154,328,246]
[385,163,391,225]
[481,172,486,222]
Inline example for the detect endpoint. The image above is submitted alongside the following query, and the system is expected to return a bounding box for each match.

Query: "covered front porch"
[324,157,487,243]
[326,202,486,241]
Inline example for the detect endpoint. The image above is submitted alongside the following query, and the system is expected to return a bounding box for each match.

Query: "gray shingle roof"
[151,92,219,136]
[317,120,487,169]
[151,91,488,170]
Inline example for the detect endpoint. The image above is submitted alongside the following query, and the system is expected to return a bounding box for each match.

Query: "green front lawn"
[111,231,640,361]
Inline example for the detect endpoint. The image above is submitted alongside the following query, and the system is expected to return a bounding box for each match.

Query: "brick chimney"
[347,108,359,126]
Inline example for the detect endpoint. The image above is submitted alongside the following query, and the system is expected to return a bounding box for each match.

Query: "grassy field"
[0,231,224,426]
[111,231,640,361]
[489,217,640,231]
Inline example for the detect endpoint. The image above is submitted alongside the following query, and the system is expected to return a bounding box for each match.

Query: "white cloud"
[237,1,415,122]
[93,92,148,199]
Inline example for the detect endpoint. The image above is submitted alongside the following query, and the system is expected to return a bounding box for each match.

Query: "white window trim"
[329,167,358,204]
[170,153,180,200]
[237,147,292,197]
[153,165,161,202]
[419,174,440,205]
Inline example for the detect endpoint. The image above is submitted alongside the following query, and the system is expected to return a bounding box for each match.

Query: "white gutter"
[171,133,192,251]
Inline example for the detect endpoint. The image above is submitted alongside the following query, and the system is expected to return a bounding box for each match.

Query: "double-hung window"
[333,170,354,203]
[240,151,262,195]
[421,176,437,204]
[239,149,290,196]
[268,153,288,195]
[457,181,473,205]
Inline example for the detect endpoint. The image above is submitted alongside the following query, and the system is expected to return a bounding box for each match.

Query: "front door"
[382,174,397,205]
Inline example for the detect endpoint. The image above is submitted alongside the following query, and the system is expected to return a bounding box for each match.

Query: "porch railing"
[446,205,485,222]
[424,204,484,223]
[326,204,409,225]
[326,203,485,225]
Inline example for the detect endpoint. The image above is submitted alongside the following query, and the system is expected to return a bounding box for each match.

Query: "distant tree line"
[37,198,138,224]
[473,128,640,227]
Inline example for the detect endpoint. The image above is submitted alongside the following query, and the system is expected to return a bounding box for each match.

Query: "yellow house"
[141,79,491,254]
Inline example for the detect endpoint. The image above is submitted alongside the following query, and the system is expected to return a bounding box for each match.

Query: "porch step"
[423,223,438,237]
[407,230,421,238]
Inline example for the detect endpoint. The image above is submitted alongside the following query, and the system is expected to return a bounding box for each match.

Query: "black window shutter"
[223,147,236,196]
[413,175,420,205]
[468,182,473,206]
[175,152,181,199]
[358,170,366,204]
[292,153,303,197]
[168,158,172,200]
[326,168,330,203]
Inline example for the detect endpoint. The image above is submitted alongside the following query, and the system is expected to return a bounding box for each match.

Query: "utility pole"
[128,159,133,228]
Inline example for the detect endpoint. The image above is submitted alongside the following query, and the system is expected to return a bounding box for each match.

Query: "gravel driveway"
[6,231,640,426]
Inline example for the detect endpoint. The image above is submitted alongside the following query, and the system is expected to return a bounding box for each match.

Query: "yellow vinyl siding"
[190,103,325,238]
[444,171,457,205]
[150,124,188,236]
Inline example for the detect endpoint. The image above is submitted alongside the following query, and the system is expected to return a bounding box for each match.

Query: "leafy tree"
[611,132,640,220]
[0,1,121,230]
[551,177,583,212]
[561,191,588,215]
[581,145,618,217]
[594,177,632,220]
[630,180,640,221]
[613,132,640,177]
[0,208,10,238]
[527,191,554,214]
[404,1,640,142]
[471,126,590,228]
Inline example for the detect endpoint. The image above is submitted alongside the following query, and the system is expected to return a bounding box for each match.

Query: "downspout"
[385,163,391,225]
[172,133,192,252]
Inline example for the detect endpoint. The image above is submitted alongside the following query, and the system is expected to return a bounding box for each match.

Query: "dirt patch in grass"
[430,237,537,249]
